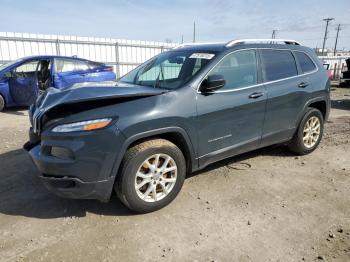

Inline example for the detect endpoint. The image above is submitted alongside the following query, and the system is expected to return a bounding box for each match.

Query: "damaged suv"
[25,39,330,213]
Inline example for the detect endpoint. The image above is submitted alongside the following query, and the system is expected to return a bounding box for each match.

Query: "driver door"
[9,60,39,106]
[195,49,267,167]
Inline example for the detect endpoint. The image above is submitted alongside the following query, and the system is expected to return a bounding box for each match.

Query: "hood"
[31,82,167,134]
[38,82,167,110]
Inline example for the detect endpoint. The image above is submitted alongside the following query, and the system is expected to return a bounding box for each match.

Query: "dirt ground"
[0,87,349,262]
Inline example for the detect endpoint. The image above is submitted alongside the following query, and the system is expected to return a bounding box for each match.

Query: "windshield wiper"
[154,64,165,89]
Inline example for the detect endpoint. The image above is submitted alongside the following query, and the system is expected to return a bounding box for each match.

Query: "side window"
[14,60,38,73]
[55,59,75,73]
[260,49,298,81]
[294,51,316,73]
[55,59,89,73]
[74,60,89,71]
[209,50,257,90]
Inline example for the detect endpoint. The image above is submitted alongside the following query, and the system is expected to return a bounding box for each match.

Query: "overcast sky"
[0,0,349,49]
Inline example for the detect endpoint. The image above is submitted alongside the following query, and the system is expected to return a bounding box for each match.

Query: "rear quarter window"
[89,61,104,70]
[294,51,317,73]
[55,59,89,73]
[260,49,298,82]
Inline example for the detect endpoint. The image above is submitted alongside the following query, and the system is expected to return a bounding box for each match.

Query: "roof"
[174,39,306,52]
[20,55,91,61]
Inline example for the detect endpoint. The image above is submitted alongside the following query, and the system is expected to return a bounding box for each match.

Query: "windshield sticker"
[189,53,215,59]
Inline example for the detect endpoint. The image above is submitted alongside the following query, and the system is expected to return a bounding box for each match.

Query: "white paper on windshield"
[189,53,215,59]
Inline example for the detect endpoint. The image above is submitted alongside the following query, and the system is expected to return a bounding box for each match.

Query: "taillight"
[106,66,114,72]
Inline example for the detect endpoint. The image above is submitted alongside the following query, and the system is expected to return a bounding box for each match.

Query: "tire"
[288,108,324,155]
[115,139,186,213]
[0,95,5,112]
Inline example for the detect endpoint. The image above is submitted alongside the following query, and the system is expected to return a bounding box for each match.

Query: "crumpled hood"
[30,82,167,134]
[38,82,167,110]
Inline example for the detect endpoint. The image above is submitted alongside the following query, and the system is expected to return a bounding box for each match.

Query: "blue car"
[0,56,116,111]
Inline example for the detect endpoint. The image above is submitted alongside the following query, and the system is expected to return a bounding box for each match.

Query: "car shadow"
[188,145,293,178]
[1,106,28,115]
[0,148,133,219]
[331,99,350,111]
[0,145,293,219]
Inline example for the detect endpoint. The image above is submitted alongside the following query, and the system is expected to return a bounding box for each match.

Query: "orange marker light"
[83,120,111,131]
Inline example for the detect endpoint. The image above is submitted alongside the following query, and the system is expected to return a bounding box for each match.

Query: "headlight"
[52,118,112,133]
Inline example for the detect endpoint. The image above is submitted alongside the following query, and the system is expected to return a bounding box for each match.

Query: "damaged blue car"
[0,56,116,111]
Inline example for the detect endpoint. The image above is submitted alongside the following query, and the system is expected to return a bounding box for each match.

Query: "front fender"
[109,126,198,181]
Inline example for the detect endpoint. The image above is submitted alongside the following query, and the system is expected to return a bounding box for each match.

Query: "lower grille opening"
[42,146,74,160]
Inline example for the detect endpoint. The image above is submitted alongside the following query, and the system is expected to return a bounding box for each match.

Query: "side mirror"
[199,74,226,93]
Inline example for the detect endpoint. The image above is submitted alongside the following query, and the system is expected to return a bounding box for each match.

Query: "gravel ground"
[0,87,349,262]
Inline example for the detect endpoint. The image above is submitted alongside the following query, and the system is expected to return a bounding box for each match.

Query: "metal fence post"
[55,39,60,56]
[115,42,120,78]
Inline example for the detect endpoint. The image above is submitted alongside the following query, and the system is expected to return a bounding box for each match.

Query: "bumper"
[26,126,125,202]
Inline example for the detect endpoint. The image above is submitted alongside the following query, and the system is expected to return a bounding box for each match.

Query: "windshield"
[0,58,24,71]
[119,50,216,90]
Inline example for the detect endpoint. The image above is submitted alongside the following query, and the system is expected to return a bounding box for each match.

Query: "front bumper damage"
[24,84,164,201]
[24,125,125,202]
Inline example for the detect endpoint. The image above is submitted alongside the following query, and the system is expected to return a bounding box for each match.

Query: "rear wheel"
[115,139,186,213]
[288,108,324,155]
[0,95,5,112]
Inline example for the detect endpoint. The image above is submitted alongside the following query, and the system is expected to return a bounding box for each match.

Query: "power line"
[334,24,341,55]
[321,18,334,55]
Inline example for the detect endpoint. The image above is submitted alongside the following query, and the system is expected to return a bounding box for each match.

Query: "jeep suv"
[25,39,330,213]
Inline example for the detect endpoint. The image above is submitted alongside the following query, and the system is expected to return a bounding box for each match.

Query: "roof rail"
[174,42,225,49]
[226,39,302,47]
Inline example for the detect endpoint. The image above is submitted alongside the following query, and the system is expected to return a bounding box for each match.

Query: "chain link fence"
[0,32,177,77]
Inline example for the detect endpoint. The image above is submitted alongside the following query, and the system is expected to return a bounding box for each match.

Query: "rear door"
[196,49,267,167]
[259,49,310,146]
[53,58,90,89]
[9,60,39,106]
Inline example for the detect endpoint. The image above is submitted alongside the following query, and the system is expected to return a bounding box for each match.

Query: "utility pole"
[193,21,196,43]
[271,30,277,39]
[181,34,184,44]
[321,18,334,56]
[333,24,341,56]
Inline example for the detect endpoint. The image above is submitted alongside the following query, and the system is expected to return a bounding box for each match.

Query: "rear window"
[261,49,298,82]
[294,51,316,73]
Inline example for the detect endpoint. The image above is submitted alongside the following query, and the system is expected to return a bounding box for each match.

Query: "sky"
[0,0,349,50]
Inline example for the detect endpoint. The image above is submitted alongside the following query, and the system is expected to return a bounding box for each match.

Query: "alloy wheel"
[135,154,177,202]
[302,116,321,148]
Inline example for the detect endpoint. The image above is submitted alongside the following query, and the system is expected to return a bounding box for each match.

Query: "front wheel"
[115,139,186,213]
[288,108,324,155]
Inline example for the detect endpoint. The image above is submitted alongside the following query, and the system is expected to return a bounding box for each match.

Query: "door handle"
[249,92,264,99]
[298,82,309,88]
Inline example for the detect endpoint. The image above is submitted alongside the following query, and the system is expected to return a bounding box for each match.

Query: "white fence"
[0,32,177,77]
[1,32,348,80]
